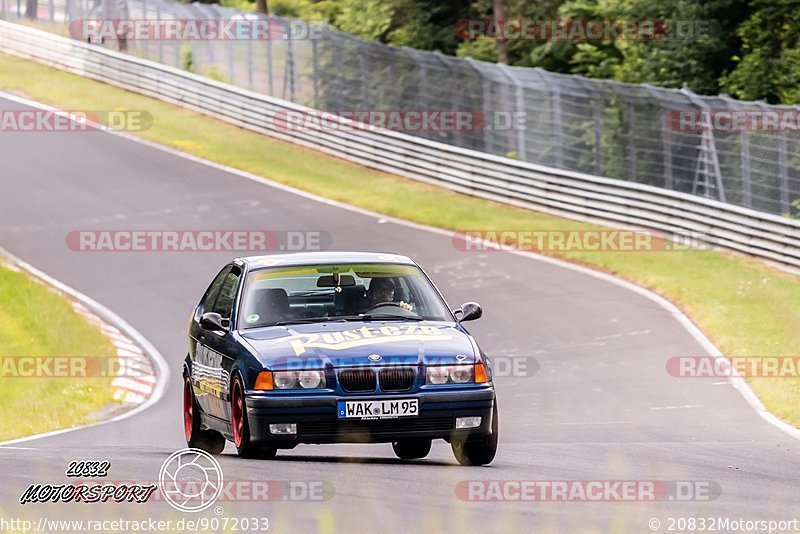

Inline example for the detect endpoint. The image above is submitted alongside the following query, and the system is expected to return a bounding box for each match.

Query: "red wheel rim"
[183,378,193,442]
[232,380,244,448]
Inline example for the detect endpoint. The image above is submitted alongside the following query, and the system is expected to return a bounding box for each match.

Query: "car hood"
[240,321,476,370]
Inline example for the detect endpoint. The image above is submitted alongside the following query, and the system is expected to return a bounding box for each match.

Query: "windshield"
[239,262,453,328]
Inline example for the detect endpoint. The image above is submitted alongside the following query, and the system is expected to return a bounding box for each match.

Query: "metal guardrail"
[7,0,800,218]
[2,20,799,270]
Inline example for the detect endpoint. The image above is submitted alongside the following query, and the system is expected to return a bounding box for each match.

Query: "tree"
[721,0,800,104]
[329,0,473,54]
[25,0,37,19]
[492,0,508,63]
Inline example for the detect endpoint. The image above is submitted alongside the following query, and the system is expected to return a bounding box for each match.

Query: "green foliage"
[455,37,499,62]
[205,65,230,83]
[221,0,800,104]
[180,43,193,73]
[791,199,800,219]
[510,0,747,96]
[220,0,256,11]
[721,0,800,104]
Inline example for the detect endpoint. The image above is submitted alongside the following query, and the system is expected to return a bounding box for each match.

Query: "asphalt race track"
[1,94,798,533]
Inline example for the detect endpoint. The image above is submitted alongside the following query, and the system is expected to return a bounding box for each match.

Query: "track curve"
[0,95,798,533]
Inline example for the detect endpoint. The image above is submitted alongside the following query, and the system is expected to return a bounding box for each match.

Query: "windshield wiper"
[270,318,346,326]
[337,314,423,322]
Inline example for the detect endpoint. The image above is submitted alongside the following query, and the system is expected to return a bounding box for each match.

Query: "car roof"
[238,252,416,268]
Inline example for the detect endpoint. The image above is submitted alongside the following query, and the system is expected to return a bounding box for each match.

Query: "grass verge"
[1,51,798,426]
[0,262,118,441]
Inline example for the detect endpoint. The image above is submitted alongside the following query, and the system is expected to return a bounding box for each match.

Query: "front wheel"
[392,439,432,460]
[231,375,277,459]
[183,375,225,454]
[451,403,498,466]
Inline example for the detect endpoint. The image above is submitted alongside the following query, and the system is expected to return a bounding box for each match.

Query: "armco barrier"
[1,20,799,270]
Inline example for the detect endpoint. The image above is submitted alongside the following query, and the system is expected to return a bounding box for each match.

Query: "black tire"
[451,403,498,466]
[231,375,277,460]
[392,439,432,460]
[183,375,226,455]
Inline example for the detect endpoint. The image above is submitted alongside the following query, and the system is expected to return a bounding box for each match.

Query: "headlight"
[450,365,473,383]
[427,366,449,385]
[299,370,324,389]
[426,364,474,385]
[273,370,326,389]
[274,371,298,389]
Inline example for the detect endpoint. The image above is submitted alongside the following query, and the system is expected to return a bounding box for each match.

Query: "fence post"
[779,130,790,212]
[644,83,674,190]
[310,33,318,107]
[284,19,295,101]
[536,68,564,168]
[247,28,253,90]
[721,95,751,208]
[579,77,603,176]
[266,17,273,96]
[622,94,638,182]
[360,47,370,108]
[496,63,527,162]
[464,57,491,154]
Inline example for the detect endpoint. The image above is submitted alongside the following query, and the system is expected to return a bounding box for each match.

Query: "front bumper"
[245,387,495,445]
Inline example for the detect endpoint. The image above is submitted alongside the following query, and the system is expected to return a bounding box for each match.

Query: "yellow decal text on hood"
[275,324,452,356]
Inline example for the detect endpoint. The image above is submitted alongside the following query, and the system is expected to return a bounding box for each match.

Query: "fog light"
[455,416,481,429]
[269,423,297,435]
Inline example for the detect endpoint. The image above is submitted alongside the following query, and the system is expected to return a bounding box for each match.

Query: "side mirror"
[455,302,482,322]
[199,312,225,331]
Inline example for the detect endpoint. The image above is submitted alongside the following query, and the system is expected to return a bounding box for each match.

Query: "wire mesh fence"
[4,0,800,216]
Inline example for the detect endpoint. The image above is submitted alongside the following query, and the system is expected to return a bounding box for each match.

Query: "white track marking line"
[0,90,797,441]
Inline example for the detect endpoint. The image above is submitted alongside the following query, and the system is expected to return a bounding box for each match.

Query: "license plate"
[337,399,419,419]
